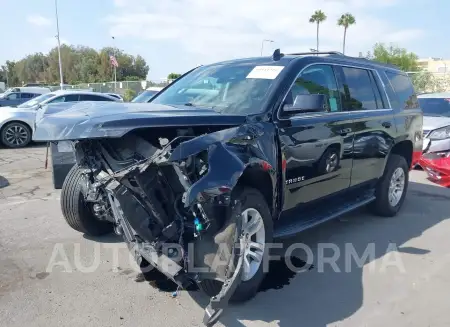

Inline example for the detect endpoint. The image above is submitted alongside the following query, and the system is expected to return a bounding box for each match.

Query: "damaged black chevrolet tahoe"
[34,50,423,326]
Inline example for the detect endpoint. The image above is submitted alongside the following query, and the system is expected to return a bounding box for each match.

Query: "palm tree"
[309,10,327,53]
[337,13,356,54]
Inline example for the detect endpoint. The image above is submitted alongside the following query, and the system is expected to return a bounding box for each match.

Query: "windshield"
[418,98,450,117]
[17,93,56,108]
[151,62,283,115]
[132,90,159,103]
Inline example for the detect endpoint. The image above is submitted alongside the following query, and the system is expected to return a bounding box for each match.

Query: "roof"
[418,92,450,98]
[209,50,400,71]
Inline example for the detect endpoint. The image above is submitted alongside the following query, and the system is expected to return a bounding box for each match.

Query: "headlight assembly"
[428,126,450,140]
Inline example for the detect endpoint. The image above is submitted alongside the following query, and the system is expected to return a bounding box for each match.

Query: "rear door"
[334,65,396,186]
[276,63,355,210]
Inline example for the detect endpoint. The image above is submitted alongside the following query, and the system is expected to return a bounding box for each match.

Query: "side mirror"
[283,94,329,113]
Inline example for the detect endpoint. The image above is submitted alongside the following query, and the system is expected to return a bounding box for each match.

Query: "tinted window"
[418,98,450,117]
[80,94,115,101]
[286,64,342,112]
[341,67,379,110]
[21,93,34,99]
[385,71,418,109]
[48,94,80,103]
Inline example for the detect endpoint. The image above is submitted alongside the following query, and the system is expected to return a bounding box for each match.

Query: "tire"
[199,187,273,303]
[1,121,32,148]
[60,165,112,236]
[369,154,409,217]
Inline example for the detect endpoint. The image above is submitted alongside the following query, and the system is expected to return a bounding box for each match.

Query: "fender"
[169,123,280,211]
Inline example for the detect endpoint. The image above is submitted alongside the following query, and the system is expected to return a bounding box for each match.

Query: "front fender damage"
[166,123,279,325]
[69,122,279,326]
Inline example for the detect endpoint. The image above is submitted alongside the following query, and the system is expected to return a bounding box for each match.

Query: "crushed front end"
[66,123,276,326]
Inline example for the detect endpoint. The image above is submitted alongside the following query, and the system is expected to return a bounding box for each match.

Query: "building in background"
[417,57,450,73]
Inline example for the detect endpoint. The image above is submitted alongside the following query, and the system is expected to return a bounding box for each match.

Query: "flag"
[110,54,119,67]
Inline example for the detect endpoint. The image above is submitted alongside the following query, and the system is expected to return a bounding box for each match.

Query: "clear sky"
[0,0,445,81]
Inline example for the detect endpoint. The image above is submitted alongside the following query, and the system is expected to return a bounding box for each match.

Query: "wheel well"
[236,166,274,215]
[390,140,413,167]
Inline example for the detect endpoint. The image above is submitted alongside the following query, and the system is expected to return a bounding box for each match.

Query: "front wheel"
[1,122,32,148]
[199,187,273,303]
[61,165,113,236]
[369,154,409,217]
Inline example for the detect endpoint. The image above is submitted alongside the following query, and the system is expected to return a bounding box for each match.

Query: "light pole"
[112,36,117,91]
[54,0,64,90]
[260,39,274,56]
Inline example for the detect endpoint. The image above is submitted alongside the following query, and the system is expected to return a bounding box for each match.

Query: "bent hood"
[33,101,247,141]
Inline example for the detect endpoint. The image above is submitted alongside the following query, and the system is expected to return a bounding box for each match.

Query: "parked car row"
[0,90,120,148]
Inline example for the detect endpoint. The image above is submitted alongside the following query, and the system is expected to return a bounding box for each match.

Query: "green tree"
[167,73,182,80]
[337,13,356,54]
[2,45,149,86]
[123,88,137,101]
[309,10,327,52]
[367,43,420,72]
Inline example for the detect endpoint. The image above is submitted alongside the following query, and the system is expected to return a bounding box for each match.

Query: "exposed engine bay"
[70,124,278,326]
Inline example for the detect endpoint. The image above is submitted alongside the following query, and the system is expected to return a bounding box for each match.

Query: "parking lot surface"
[1,145,450,327]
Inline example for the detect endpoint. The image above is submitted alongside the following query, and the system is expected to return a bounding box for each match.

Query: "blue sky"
[0,0,445,81]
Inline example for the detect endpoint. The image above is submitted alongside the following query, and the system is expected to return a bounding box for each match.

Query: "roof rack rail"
[287,51,344,56]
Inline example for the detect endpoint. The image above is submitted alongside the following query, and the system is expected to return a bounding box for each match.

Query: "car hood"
[423,116,450,132]
[33,101,247,141]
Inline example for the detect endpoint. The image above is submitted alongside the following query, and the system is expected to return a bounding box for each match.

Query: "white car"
[0,90,119,148]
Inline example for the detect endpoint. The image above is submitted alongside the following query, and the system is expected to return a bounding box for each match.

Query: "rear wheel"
[370,154,409,217]
[199,187,273,302]
[1,122,32,148]
[61,165,113,235]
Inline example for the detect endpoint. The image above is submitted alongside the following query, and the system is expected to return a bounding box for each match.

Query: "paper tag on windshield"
[246,66,284,79]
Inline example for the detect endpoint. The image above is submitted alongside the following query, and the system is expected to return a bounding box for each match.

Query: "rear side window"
[384,71,418,109]
[21,93,34,99]
[79,94,115,101]
[340,67,380,111]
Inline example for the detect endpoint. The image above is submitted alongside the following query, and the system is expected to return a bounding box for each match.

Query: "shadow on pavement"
[82,232,123,243]
[196,181,449,327]
[0,175,9,188]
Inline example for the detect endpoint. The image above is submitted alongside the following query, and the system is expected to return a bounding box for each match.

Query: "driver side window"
[286,64,342,112]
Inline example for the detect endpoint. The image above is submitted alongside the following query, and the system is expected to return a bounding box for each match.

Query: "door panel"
[276,63,355,211]
[335,66,396,186]
[278,114,355,210]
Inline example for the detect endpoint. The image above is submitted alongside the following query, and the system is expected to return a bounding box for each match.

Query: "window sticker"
[246,66,284,79]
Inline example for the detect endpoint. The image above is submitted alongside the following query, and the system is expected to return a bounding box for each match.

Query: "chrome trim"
[276,62,394,121]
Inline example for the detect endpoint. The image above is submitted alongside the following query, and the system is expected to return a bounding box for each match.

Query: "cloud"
[106,0,425,64]
[44,37,70,48]
[27,14,52,27]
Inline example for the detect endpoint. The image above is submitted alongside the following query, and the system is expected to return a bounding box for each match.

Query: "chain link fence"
[48,80,173,98]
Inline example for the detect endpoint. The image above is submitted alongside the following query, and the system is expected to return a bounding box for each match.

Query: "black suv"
[34,50,423,326]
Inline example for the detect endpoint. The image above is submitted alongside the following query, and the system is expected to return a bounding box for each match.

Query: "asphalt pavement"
[1,145,450,327]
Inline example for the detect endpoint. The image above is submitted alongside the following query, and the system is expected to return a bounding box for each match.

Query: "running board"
[274,191,376,239]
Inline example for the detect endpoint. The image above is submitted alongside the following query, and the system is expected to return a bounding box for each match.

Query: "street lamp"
[260,39,274,56]
[54,0,64,90]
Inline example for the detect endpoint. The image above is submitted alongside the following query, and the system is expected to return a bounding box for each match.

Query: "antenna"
[272,48,284,61]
